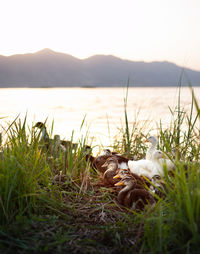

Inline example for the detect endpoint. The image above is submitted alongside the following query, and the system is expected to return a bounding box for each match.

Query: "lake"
[0,87,200,148]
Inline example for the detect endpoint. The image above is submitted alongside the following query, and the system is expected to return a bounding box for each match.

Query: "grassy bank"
[0,87,200,253]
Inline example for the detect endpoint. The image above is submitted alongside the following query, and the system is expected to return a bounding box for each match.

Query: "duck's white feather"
[158,158,175,175]
[128,150,166,178]
[128,159,163,178]
[118,162,129,169]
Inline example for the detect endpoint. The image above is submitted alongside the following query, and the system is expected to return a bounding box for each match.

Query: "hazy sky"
[0,0,200,70]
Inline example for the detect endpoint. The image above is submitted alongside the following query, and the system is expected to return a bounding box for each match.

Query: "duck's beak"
[101,162,108,168]
[162,154,167,159]
[114,181,124,186]
[113,174,121,179]
[145,138,149,142]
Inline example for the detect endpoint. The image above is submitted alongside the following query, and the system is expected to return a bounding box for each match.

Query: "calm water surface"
[0,87,200,147]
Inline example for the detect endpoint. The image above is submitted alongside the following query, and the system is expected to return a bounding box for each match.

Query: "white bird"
[159,156,175,174]
[145,136,158,160]
[145,135,175,174]
[128,150,165,178]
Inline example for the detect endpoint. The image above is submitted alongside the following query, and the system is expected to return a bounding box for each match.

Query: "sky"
[0,0,200,71]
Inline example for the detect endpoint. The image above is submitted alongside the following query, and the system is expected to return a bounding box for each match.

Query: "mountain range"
[0,48,199,87]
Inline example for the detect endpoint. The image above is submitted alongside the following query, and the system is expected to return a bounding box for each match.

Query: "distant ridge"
[0,49,199,87]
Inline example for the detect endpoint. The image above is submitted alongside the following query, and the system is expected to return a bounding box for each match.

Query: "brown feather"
[102,157,120,186]
[116,176,155,210]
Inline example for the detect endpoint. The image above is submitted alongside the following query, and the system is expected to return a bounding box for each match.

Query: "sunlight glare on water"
[0,87,200,148]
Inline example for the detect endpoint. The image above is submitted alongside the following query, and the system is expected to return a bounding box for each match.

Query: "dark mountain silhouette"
[0,48,199,87]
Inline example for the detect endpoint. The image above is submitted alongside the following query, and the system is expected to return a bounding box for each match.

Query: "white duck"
[145,136,158,160]
[145,136,175,173]
[128,150,165,178]
[159,156,175,174]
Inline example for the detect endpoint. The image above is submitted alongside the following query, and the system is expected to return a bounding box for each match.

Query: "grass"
[1,85,200,253]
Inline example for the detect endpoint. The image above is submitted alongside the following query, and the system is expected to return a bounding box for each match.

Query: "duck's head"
[145,136,158,145]
[151,174,162,181]
[84,145,92,154]
[151,174,165,191]
[152,150,166,160]
[33,122,46,129]
[114,175,135,187]
[33,122,49,142]
[102,149,112,156]
[101,156,118,168]
[113,168,130,179]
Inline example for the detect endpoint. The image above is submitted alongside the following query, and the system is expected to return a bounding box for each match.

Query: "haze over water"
[0,87,200,149]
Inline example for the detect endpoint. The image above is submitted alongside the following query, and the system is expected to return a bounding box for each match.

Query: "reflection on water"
[0,87,200,147]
